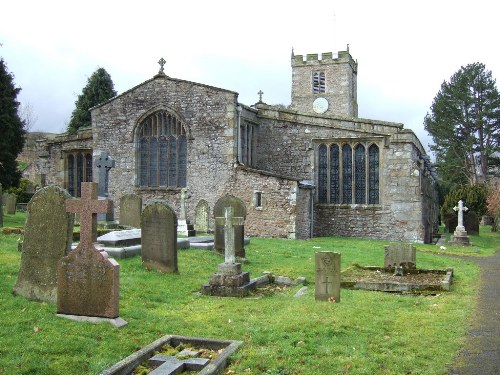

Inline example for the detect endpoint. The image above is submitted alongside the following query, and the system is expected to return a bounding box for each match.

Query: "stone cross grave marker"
[5,193,17,214]
[57,182,121,319]
[315,252,341,302]
[453,200,468,232]
[13,186,74,303]
[119,193,142,227]
[214,195,246,259]
[94,151,115,197]
[141,202,178,273]
[384,243,416,270]
[146,352,209,375]
[224,206,236,264]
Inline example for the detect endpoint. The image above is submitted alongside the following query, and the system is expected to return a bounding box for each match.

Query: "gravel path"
[448,250,500,375]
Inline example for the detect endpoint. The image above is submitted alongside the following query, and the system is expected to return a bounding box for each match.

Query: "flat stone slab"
[97,229,141,247]
[56,314,127,327]
[100,335,242,375]
[341,265,454,293]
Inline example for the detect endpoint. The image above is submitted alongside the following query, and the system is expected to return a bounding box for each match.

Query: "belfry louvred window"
[317,142,379,205]
[312,71,325,94]
[138,111,187,188]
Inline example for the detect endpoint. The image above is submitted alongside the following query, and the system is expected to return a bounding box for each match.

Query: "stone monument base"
[449,228,471,245]
[56,314,128,327]
[178,219,196,237]
[201,263,256,297]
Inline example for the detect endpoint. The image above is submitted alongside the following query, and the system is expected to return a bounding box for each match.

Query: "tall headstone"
[5,193,17,214]
[57,182,121,320]
[95,151,115,221]
[177,188,196,236]
[464,211,480,235]
[201,206,255,297]
[13,186,74,302]
[450,200,471,245]
[141,202,178,273]
[119,193,142,227]
[0,183,3,227]
[384,243,416,270]
[194,199,210,233]
[315,252,341,302]
[214,195,246,258]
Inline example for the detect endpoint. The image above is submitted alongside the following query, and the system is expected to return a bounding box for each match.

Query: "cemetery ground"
[1,212,498,375]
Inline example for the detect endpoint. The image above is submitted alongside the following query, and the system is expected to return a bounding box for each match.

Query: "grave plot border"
[100,335,242,375]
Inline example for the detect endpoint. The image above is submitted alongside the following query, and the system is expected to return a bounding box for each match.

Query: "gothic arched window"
[138,111,187,188]
[342,144,352,204]
[354,144,366,204]
[312,71,326,94]
[318,144,328,203]
[66,151,92,197]
[369,144,380,204]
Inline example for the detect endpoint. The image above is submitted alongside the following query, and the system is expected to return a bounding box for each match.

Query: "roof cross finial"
[158,57,166,74]
[258,90,264,102]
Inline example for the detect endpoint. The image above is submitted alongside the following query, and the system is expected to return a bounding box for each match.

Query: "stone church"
[29,48,439,243]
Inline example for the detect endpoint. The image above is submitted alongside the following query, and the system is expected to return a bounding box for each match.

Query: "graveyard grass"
[1,212,498,374]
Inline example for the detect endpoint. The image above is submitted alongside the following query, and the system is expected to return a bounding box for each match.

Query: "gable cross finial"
[158,57,166,74]
[258,90,264,102]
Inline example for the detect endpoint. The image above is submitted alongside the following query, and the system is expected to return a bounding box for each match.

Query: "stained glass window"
[342,144,352,204]
[318,144,328,203]
[369,144,379,204]
[355,144,366,204]
[329,144,340,203]
[85,154,92,183]
[76,153,84,197]
[138,111,187,187]
[68,155,75,197]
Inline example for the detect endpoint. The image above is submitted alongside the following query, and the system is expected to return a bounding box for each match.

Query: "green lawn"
[1,211,498,374]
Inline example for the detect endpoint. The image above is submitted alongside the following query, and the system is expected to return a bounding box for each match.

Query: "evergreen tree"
[67,67,116,134]
[0,58,26,188]
[424,63,500,187]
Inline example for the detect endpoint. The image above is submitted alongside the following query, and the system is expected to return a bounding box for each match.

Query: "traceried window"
[66,151,92,197]
[138,111,187,188]
[317,142,380,205]
[240,120,257,167]
[312,71,325,94]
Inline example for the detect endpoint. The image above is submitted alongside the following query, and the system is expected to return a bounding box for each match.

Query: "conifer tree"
[0,58,26,188]
[67,67,116,134]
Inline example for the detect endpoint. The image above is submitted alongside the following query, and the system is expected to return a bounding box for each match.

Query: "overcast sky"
[1,0,499,154]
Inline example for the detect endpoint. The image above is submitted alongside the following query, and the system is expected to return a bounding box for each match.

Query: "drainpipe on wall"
[236,104,242,164]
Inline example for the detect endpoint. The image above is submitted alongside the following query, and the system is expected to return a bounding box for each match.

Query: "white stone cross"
[224,206,236,264]
[453,200,468,230]
[180,188,188,221]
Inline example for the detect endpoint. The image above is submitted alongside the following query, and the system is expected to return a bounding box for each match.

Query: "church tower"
[290,49,358,117]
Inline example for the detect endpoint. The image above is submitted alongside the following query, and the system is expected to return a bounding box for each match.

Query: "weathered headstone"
[315,252,341,302]
[201,206,255,297]
[444,212,458,233]
[95,151,115,221]
[13,186,74,302]
[141,202,178,273]
[119,193,142,227]
[213,195,246,258]
[57,182,122,321]
[195,199,210,233]
[5,193,17,214]
[177,188,196,236]
[464,211,480,235]
[384,243,416,270]
[0,183,3,227]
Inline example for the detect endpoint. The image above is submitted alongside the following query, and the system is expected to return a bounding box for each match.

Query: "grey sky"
[1,0,499,154]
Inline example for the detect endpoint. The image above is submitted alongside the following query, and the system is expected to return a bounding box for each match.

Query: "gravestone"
[0,183,3,227]
[195,199,210,233]
[202,206,255,297]
[213,195,246,258]
[119,193,142,227]
[383,243,416,270]
[177,188,196,236]
[315,252,341,302]
[95,151,115,221]
[141,202,178,273]
[5,193,17,214]
[449,200,470,245]
[13,186,74,302]
[444,212,458,233]
[464,211,480,235]
[57,182,123,323]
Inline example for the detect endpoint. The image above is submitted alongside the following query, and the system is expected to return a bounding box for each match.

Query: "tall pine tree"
[424,63,500,187]
[0,58,26,188]
[67,67,116,134]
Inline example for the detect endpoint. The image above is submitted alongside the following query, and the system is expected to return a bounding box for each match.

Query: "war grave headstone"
[57,182,126,327]
[0,183,3,227]
[13,186,74,302]
[463,211,480,235]
[202,206,256,297]
[449,200,470,245]
[315,251,341,302]
[213,195,246,259]
[177,188,196,236]
[95,151,115,221]
[194,199,210,233]
[5,193,17,214]
[384,243,416,271]
[141,202,178,273]
[119,193,142,228]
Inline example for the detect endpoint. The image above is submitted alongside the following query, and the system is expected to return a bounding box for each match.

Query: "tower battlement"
[291,50,357,72]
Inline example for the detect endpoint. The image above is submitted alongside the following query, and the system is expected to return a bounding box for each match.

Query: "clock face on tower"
[313,97,329,114]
